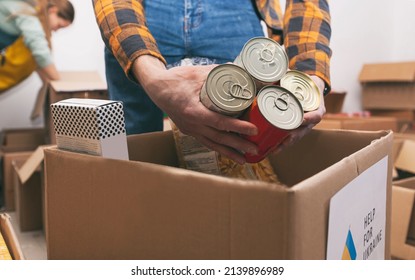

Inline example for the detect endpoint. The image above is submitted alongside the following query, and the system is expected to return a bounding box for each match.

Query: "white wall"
[1,0,415,130]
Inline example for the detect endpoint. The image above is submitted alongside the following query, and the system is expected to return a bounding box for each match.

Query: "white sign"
[326,156,388,260]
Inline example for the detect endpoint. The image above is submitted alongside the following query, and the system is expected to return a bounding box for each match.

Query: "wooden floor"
[6,211,47,260]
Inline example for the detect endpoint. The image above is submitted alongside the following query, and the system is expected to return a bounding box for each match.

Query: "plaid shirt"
[93,0,332,92]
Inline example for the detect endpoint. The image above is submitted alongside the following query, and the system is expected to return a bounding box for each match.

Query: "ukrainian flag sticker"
[342,229,357,260]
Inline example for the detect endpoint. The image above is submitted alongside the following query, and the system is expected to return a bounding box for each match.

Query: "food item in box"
[171,120,280,183]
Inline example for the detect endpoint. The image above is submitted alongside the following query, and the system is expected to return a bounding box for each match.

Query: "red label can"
[241,86,303,163]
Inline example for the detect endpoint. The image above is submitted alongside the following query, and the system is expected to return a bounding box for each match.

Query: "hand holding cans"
[200,36,322,163]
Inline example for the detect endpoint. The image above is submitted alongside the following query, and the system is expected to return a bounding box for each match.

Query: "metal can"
[200,64,256,117]
[241,85,304,163]
[280,70,321,111]
[234,37,289,89]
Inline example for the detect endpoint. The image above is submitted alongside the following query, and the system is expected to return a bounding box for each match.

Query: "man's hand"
[132,55,259,164]
[273,75,327,154]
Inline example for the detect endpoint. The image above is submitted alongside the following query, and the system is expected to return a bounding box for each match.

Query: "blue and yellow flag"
[342,229,357,260]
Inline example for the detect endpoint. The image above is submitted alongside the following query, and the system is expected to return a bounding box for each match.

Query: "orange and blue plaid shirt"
[93,0,332,93]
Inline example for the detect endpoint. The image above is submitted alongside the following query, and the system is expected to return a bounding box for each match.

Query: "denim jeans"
[105,0,264,135]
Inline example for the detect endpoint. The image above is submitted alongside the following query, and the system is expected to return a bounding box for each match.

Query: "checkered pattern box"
[50,98,129,160]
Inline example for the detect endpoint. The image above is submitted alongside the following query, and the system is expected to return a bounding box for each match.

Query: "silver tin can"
[280,70,321,112]
[200,64,256,117]
[234,37,289,88]
[256,86,304,130]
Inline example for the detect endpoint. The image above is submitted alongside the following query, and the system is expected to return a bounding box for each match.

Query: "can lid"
[257,86,303,130]
[280,70,321,111]
[240,37,288,83]
[205,64,256,113]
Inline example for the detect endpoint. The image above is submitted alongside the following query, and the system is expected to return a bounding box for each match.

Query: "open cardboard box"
[1,128,47,210]
[315,115,398,132]
[324,91,346,114]
[360,61,415,110]
[0,213,24,260]
[391,177,415,260]
[44,129,393,260]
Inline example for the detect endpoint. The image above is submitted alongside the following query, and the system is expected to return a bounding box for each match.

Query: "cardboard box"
[0,213,24,259]
[44,129,393,260]
[369,110,415,133]
[50,98,128,160]
[360,61,415,110]
[315,115,398,132]
[0,128,47,210]
[391,177,415,259]
[2,152,33,211]
[13,145,53,233]
[324,91,346,114]
[31,71,108,144]
[0,128,46,153]
[12,157,43,232]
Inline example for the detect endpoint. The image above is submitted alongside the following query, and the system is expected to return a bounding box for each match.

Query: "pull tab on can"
[229,83,254,100]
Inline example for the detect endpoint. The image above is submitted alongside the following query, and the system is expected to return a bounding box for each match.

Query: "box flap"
[0,213,24,260]
[49,71,107,92]
[16,145,54,184]
[395,140,415,173]
[359,62,415,82]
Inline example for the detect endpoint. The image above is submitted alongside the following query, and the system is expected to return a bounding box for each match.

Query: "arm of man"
[93,0,259,164]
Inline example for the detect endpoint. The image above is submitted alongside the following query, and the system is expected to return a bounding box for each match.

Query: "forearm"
[37,64,60,81]
[284,0,332,94]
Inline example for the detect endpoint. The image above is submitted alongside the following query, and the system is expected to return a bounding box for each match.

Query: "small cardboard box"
[50,98,129,160]
[31,71,108,144]
[391,177,415,260]
[359,61,415,110]
[44,129,393,260]
[324,91,346,114]
[315,115,398,132]
[0,213,24,260]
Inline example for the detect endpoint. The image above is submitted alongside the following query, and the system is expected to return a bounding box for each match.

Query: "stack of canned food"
[200,37,321,163]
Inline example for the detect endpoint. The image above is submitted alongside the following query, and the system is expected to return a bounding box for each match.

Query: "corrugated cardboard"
[0,128,46,153]
[11,146,51,232]
[315,115,398,132]
[30,71,108,144]
[324,91,346,114]
[2,152,33,211]
[359,61,415,109]
[395,140,415,174]
[0,128,46,210]
[44,129,393,260]
[391,178,415,259]
[0,213,24,260]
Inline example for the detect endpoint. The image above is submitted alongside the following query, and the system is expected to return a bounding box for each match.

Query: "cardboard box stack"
[359,61,415,132]
[44,129,393,260]
[316,91,399,132]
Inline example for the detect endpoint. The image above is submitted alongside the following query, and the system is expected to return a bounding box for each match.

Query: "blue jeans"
[105,0,264,135]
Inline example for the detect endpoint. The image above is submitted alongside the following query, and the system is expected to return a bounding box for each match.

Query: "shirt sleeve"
[93,0,166,78]
[11,11,53,68]
[283,0,332,95]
